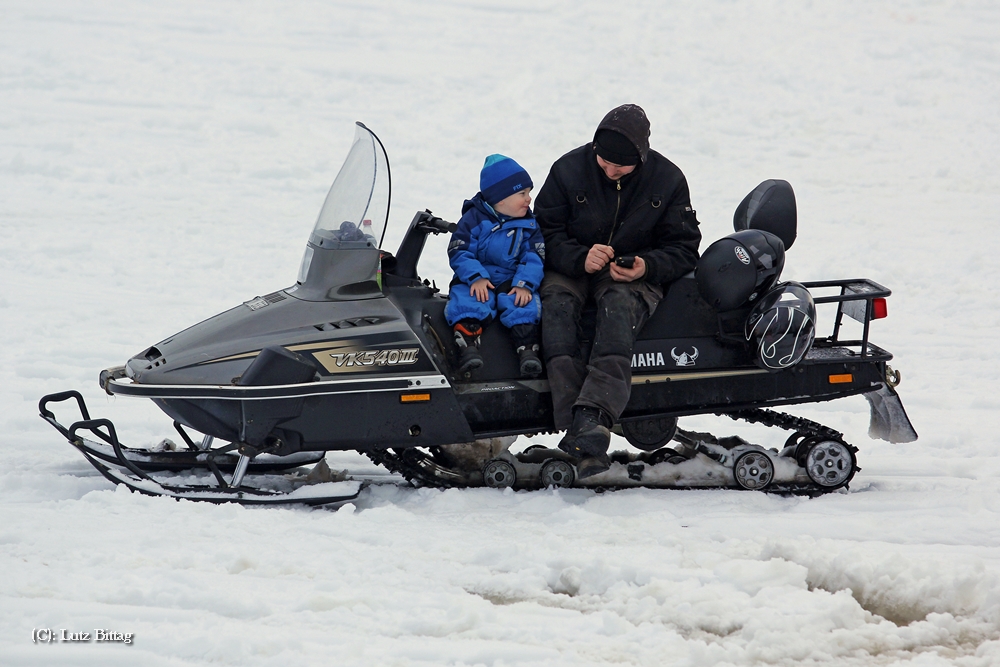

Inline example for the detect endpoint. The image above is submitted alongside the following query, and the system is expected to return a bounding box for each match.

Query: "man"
[534,104,701,477]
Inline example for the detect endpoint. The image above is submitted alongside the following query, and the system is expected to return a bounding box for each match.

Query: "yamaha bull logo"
[671,347,699,367]
[631,347,700,368]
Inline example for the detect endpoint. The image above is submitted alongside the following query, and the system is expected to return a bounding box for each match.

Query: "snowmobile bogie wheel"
[783,431,808,451]
[804,440,857,488]
[540,459,575,488]
[621,416,679,451]
[482,459,516,489]
[793,435,823,468]
[734,451,774,490]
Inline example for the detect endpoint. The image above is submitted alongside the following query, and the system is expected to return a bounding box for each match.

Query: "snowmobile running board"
[39,391,359,507]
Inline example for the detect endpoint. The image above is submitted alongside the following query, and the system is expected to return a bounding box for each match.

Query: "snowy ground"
[2,1,1000,665]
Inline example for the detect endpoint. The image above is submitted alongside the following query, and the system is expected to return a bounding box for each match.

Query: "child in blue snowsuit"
[445,154,545,377]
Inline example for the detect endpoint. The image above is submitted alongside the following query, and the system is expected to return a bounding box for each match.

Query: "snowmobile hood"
[122,293,433,386]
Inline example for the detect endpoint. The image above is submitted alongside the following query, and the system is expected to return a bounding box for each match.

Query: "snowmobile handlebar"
[391,210,457,281]
[413,210,457,235]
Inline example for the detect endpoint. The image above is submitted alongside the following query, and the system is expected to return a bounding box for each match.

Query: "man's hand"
[585,244,615,273]
[508,286,533,307]
[470,278,495,302]
[609,255,647,282]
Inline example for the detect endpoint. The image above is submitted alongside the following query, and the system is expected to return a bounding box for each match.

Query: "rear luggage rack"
[803,278,890,359]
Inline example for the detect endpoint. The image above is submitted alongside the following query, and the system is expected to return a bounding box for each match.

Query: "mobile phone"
[615,256,635,269]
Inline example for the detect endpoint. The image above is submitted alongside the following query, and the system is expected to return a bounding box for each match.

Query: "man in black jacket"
[535,104,701,477]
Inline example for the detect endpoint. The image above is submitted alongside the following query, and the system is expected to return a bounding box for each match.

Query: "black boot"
[510,323,542,378]
[458,345,484,375]
[516,344,542,377]
[454,320,484,375]
[558,406,613,478]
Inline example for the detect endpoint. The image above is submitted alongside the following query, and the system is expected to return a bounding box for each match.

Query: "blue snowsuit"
[445,194,545,328]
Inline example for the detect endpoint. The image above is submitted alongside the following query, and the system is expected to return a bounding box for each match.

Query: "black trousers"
[540,271,662,430]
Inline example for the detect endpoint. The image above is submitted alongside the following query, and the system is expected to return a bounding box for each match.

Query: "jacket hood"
[463,193,532,223]
[462,193,492,217]
[593,104,651,164]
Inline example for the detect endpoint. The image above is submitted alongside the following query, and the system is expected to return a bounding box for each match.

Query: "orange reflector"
[872,297,887,319]
[400,393,431,403]
[828,374,853,384]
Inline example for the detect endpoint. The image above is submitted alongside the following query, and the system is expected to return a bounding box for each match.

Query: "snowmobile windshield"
[310,122,391,250]
[293,123,391,299]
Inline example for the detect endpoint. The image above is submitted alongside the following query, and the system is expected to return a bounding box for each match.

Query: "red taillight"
[872,298,887,319]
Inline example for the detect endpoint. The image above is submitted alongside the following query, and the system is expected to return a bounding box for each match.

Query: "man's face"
[493,188,532,218]
[596,155,636,181]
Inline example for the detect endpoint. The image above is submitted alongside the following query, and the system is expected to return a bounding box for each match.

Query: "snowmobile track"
[364,407,859,496]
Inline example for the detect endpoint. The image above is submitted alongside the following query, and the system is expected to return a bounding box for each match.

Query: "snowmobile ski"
[41,391,357,506]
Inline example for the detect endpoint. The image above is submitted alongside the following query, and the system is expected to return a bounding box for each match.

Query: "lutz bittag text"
[32,628,133,645]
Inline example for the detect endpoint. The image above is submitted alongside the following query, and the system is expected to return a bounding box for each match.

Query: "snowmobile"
[39,122,917,505]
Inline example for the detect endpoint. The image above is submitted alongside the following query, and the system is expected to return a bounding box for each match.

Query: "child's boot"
[511,323,542,378]
[517,346,542,377]
[454,320,484,375]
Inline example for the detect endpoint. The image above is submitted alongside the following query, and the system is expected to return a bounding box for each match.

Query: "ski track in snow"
[2,1,1000,665]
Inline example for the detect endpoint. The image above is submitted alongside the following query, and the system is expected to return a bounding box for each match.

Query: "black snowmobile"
[40,123,917,505]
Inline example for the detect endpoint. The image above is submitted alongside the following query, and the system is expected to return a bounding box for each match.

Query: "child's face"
[493,188,532,218]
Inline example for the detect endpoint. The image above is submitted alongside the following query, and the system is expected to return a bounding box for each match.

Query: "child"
[445,154,544,377]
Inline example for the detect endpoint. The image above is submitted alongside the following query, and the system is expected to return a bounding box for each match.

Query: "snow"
[2,0,1000,664]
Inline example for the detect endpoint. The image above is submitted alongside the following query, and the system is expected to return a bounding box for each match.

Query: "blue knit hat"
[480,154,532,206]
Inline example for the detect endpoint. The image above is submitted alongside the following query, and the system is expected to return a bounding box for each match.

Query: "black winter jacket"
[534,144,701,286]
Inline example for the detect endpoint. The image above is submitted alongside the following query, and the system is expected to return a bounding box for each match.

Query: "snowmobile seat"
[637,276,722,340]
[426,272,756,385]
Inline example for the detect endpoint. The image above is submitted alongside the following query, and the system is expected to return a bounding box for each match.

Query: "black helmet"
[744,281,816,371]
[696,229,785,311]
[734,179,797,250]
